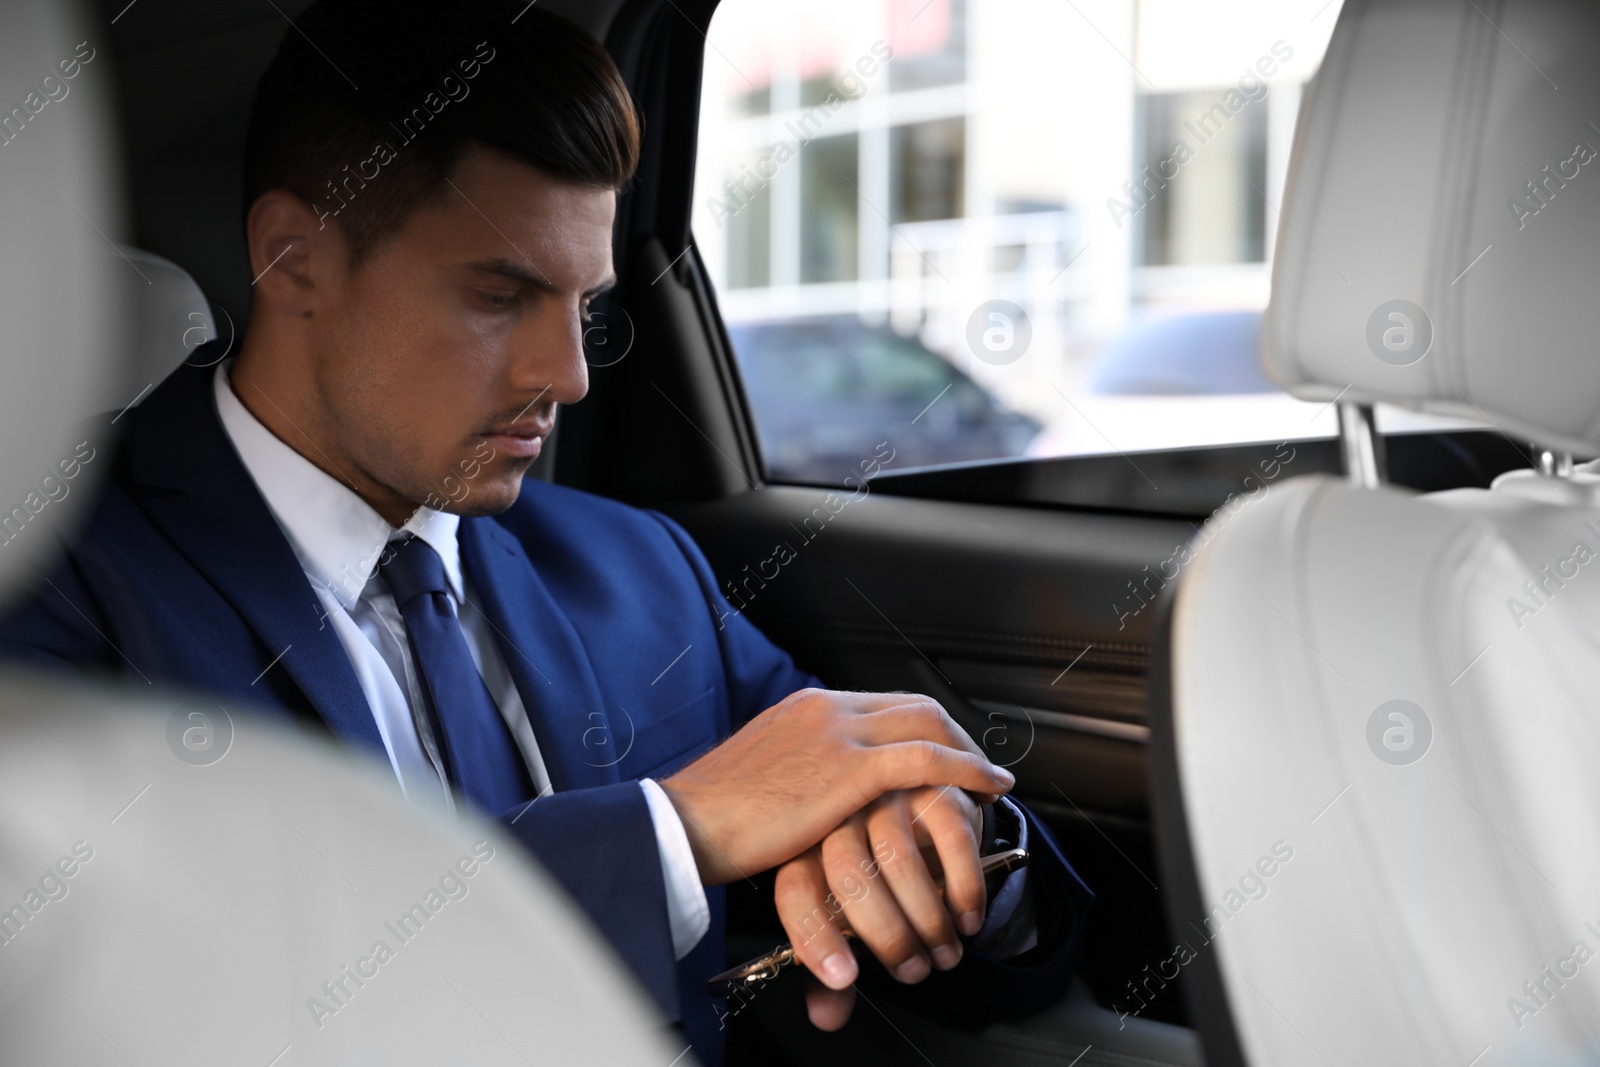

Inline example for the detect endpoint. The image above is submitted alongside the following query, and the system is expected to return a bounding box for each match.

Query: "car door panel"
[665,484,1197,1019]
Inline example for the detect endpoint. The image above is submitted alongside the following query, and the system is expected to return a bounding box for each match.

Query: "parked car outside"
[727,314,1042,482]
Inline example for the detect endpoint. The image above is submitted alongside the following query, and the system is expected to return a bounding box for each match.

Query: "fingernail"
[996,768,1015,788]
[820,952,856,989]
[893,955,931,983]
[960,910,982,936]
[931,942,962,970]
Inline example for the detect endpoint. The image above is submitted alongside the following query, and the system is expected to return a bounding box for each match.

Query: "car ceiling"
[91,0,635,324]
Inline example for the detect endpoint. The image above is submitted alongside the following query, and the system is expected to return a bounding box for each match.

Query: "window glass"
[695,0,1466,484]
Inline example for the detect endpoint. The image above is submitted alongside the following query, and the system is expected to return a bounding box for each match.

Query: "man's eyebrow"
[467,258,616,297]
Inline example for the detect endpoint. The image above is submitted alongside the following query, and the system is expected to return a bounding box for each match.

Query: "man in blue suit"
[0,2,1090,1060]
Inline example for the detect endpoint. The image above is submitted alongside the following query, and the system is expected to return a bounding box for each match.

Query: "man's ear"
[245,190,344,317]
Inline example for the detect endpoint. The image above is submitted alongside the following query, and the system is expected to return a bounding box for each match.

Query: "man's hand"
[774,786,987,1031]
[660,689,1010,885]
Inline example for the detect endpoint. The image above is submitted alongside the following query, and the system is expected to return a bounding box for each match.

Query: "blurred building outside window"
[694,0,1476,482]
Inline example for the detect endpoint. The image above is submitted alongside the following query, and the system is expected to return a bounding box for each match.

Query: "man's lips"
[481,423,549,459]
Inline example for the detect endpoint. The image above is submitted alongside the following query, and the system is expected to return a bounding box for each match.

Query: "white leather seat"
[0,1,126,591]
[0,674,686,1066]
[1153,1,1600,1065]
[1159,477,1600,1065]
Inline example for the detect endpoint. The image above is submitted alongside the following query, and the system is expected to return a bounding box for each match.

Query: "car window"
[694,0,1483,486]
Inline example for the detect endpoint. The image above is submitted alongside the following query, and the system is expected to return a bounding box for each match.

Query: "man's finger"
[865,797,963,971]
[818,689,944,717]
[854,698,985,758]
[775,849,858,990]
[869,740,1014,798]
[822,820,930,984]
[805,976,856,1031]
[913,788,987,937]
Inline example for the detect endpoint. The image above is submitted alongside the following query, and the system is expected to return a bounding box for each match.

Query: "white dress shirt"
[212,363,709,959]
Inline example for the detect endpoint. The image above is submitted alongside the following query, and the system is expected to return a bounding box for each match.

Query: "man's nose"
[514,302,590,406]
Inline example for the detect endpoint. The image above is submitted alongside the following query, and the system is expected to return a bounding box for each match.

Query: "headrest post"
[1535,450,1576,479]
[1337,401,1385,489]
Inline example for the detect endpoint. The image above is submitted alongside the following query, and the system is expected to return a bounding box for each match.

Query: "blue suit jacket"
[0,358,1091,1058]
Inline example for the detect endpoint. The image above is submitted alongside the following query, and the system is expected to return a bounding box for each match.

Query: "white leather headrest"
[119,247,222,387]
[1264,0,1600,455]
[0,4,128,606]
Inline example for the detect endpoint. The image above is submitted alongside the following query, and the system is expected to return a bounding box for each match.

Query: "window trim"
[807,429,1534,518]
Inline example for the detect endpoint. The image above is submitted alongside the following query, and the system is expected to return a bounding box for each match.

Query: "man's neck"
[228,344,416,528]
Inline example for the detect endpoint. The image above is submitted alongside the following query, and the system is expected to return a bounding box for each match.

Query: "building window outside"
[801,134,860,283]
[1137,90,1267,266]
[891,118,965,225]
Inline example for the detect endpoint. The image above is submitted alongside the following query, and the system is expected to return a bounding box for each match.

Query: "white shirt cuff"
[639,777,711,960]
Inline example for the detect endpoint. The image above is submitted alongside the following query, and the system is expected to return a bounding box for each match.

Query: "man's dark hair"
[243,0,641,268]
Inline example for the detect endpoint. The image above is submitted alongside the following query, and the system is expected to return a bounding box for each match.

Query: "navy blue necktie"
[379,536,530,814]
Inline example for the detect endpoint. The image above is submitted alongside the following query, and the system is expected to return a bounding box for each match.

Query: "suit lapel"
[458,517,620,791]
[129,359,383,755]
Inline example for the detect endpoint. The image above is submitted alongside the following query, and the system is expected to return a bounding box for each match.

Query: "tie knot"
[378,536,450,605]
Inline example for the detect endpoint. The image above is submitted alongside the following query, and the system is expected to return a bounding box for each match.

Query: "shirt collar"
[212,361,464,611]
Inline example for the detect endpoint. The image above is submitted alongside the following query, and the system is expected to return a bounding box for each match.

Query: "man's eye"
[478,291,518,310]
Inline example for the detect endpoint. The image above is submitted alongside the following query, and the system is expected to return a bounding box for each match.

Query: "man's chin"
[440,475,527,518]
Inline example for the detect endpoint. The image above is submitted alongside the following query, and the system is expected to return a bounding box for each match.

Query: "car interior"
[0,7,687,1066]
[21,0,1596,1063]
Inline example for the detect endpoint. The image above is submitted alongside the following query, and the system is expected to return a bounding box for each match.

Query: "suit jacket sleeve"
[492,783,683,1019]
